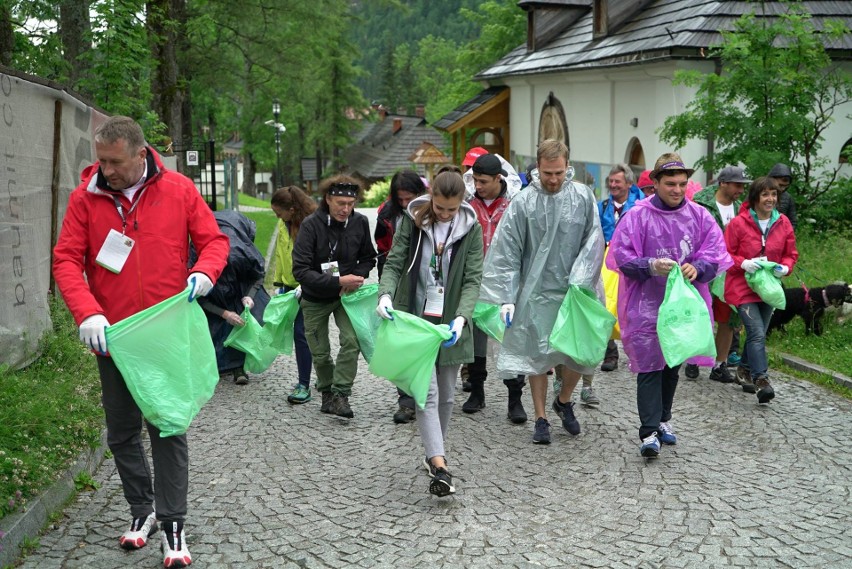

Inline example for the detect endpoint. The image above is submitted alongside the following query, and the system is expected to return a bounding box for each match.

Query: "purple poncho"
[606,199,732,373]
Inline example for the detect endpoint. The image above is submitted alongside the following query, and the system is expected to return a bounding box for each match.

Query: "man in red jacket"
[53,116,229,568]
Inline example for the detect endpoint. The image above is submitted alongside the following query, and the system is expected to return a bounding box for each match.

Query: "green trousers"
[301,298,361,396]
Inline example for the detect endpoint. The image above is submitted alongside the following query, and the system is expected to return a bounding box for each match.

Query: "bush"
[361,179,390,207]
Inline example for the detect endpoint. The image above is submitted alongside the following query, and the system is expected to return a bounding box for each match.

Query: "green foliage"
[659,4,852,220]
[765,227,852,378]
[362,179,391,207]
[73,471,99,492]
[0,295,103,520]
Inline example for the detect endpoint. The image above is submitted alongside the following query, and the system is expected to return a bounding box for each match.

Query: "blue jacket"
[598,184,642,243]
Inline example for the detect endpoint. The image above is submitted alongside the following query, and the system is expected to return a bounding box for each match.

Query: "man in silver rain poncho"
[479,139,605,445]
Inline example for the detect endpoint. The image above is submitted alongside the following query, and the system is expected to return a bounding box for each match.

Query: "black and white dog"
[767,282,852,336]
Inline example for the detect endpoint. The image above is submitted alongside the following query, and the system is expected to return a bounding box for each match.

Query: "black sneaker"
[429,468,456,497]
[685,364,700,379]
[552,397,581,435]
[600,355,618,372]
[393,405,416,424]
[320,392,334,414]
[754,375,775,404]
[532,417,551,444]
[331,394,354,418]
[233,368,249,385]
[709,362,735,383]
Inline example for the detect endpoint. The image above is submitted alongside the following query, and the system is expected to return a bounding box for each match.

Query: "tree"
[58,0,92,95]
[659,5,852,212]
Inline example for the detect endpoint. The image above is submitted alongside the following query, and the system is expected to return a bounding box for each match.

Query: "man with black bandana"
[292,175,376,418]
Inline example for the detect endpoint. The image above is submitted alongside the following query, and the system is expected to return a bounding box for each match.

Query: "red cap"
[462,147,488,167]
[637,170,653,189]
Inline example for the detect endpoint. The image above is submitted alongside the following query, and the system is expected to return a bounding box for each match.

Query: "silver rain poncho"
[479,170,605,377]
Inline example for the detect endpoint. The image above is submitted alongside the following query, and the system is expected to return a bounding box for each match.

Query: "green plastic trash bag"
[368,311,452,409]
[709,272,726,302]
[223,306,278,374]
[105,289,219,437]
[262,291,300,355]
[657,266,716,368]
[341,284,383,363]
[472,302,505,343]
[548,285,617,367]
[745,261,786,309]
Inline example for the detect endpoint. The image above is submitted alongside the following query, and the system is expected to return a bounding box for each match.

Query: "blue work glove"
[79,314,109,355]
[442,316,466,348]
[500,303,515,328]
[187,272,213,302]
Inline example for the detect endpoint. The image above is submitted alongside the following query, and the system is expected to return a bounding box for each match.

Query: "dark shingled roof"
[432,86,509,131]
[477,0,852,79]
[344,115,448,179]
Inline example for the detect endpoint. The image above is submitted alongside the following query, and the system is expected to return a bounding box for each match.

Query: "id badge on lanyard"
[96,228,135,273]
[423,285,445,318]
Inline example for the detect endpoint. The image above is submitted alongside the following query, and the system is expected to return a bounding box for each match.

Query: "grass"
[243,210,278,258]
[764,226,852,384]
[238,192,271,209]
[0,295,103,520]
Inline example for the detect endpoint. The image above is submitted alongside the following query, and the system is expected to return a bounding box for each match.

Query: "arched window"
[840,138,852,164]
[538,92,570,157]
[625,137,645,174]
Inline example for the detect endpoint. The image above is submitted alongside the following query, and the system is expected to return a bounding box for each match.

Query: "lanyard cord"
[112,189,145,234]
[430,217,455,283]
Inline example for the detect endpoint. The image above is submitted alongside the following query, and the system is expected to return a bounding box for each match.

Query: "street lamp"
[272,98,282,189]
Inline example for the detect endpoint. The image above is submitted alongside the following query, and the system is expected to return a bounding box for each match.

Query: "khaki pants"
[301,298,361,396]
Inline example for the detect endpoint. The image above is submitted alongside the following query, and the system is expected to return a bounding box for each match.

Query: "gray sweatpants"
[416,364,461,460]
[97,356,188,523]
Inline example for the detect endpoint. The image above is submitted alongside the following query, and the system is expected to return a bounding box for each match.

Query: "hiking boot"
[393,405,416,424]
[119,512,157,549]
[331,394,354,418]
[658,422,677,445]
[506,384,527,424]
[736,366,756,393]
[287,384,312,404]
[320,391,334,414]
[685,364,699,379]
[460,364,471,392]
[532,417,551,444]
[429,467,456,497]
[462,381,486,413]
[727,351,742,367]
[160,521,191,568]
[754,375,775,404]
[233,368,249,385]
[552,397,581,435]
[600,354,618,372]
[580,386,600,408]
[709,362,735,383]
[640,433,661,458]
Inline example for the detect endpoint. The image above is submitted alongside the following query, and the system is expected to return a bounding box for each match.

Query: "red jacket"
[723,207,798,306]
[53,148,229,326]
[469,186,510,254]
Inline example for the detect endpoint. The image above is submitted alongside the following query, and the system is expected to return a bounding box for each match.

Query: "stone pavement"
[18,338,852,568]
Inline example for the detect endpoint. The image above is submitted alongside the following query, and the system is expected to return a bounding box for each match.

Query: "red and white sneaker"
[161,521,192,568]
[119,512,157,549]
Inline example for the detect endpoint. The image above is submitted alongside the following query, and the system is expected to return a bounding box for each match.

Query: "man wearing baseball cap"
[462,147,488,170]
[690,165,751,384]
[462,153,528,423]
[607,152,731,458]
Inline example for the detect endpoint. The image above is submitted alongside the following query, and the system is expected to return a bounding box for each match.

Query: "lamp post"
[272,98,282,190]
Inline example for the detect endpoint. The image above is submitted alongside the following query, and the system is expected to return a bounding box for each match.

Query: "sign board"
[186,150,199,166]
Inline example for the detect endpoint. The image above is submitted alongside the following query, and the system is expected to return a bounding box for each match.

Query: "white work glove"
[294,285,302,300]
[741,259,760,274]
[376,294,394,320]
[79,314,110,355]
[500,303,515,328]
[649,257,676,276]
[442,316,466,348]
[187,272,214,302]
[223,310,245,327]
[241,296,254,309]
[773,264,789,277]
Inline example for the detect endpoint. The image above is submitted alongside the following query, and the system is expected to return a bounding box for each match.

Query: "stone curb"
[780,352,852,390]
[0,430,107,568]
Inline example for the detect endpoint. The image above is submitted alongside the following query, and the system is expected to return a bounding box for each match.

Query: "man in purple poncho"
[606,153,732,458]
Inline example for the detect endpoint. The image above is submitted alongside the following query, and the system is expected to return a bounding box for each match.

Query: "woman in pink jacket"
[724,176,798,404]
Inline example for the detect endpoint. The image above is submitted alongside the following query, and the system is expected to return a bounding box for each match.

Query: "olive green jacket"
[378,197,484,367]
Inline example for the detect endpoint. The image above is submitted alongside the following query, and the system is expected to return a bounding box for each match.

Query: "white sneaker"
[161,521,192,568]
[119,512,157,549]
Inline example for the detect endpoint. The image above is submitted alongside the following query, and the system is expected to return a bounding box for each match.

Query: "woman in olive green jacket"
[376,171,483,497]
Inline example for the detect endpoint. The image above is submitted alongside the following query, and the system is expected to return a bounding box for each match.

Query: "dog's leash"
[794,262,829,286]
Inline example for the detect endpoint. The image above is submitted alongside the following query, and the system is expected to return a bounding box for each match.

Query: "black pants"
[636,365,680,440]
[98,356,188,523]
